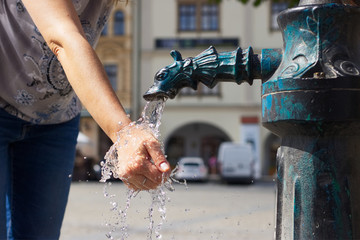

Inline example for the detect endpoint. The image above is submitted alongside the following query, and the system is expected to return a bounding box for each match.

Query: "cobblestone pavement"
[61,180,276,240]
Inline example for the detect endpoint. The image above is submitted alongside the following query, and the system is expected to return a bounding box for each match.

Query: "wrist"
[109,117,132,143]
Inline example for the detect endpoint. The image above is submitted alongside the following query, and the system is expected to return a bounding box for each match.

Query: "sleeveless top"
[0,0,113,124]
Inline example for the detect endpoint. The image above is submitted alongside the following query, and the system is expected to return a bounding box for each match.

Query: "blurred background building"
[76,0,288,180]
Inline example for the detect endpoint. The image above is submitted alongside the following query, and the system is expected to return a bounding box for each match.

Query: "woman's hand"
[112,124,170,191]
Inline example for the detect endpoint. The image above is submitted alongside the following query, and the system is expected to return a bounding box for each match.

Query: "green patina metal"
[143,46,282,101]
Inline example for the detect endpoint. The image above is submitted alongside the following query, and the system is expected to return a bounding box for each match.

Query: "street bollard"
[144,0,360,239]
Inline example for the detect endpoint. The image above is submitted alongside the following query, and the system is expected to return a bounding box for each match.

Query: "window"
[180,84,220,97]
[201,4,218,31]
[179,4,196,31]
[155,38,239,49]
[104,64,118,90]
[114,10,125,35]
[178,1,219,32]
[271,1,288,30]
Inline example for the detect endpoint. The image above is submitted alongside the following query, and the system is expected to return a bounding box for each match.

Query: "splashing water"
[100,99,167,182]
[100,99,181,240]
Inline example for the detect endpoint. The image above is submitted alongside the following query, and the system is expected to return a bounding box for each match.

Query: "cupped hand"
[113,123,170,191]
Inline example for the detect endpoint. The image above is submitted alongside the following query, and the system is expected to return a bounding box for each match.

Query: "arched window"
[114,10,125,35]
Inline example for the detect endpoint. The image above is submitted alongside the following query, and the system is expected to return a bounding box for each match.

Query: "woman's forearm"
[53,33,132,142]
[22,0,131,142]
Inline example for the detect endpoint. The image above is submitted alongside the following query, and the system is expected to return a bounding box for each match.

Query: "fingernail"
[160,162,169,171]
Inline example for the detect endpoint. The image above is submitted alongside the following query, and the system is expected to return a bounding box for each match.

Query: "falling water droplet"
[100,99,187,239]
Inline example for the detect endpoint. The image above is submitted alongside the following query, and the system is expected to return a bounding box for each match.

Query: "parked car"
[217,142,255,183]
[174,157,208,182]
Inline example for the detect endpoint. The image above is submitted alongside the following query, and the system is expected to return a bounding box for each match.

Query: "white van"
[217,142,255,183]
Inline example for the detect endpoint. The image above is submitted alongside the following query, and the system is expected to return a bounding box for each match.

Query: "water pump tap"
[143,46,282,101]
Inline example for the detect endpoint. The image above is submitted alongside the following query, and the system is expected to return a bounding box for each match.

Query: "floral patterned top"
[0,0,113,124]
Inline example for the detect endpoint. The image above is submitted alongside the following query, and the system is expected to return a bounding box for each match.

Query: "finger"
[133,154,169,187]
[119,153,163,188]
[124,178,150,191]
[144,140,170,173]
[138,159,166,185]
[139,176,159,190]
[125,174,159,191]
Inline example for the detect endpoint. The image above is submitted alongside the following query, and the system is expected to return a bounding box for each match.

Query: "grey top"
[0,0,113,124]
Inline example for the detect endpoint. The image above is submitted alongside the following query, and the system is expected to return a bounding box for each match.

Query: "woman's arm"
[22,0,129,142]
[21,0,170,190]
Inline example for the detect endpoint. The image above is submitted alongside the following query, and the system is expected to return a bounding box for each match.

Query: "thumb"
[145,140,170,173]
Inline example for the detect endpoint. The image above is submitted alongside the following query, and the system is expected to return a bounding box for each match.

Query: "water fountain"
[144,1,360,239]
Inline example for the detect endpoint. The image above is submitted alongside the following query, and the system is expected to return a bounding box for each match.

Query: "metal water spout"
[144,0,360,239]
[143,46,282,101]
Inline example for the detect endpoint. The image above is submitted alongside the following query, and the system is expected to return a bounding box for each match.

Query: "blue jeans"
[0,108,80,240]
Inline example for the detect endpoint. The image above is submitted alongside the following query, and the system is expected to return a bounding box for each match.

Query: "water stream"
[100,99,181,240]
